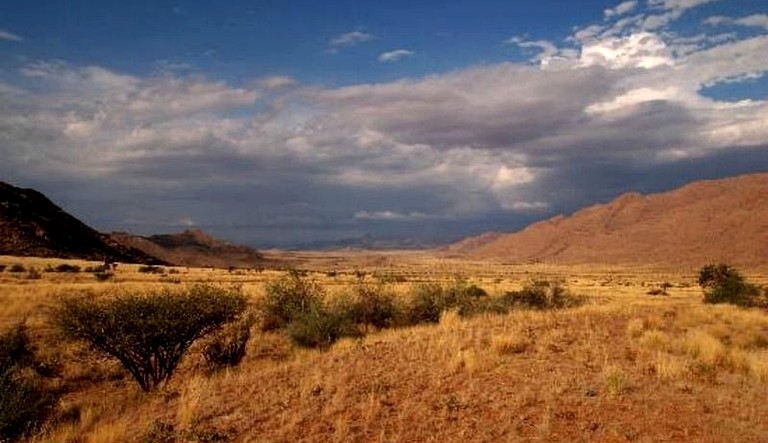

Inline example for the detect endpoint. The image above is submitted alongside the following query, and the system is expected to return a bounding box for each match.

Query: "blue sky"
[1,0,767,247]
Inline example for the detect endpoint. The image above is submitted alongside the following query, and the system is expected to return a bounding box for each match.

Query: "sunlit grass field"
[2,254,768,442]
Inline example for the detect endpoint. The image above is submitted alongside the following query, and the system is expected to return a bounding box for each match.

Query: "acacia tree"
[53,285,246,391]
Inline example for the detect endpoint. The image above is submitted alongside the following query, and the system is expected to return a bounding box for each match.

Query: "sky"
[1,0,767,247]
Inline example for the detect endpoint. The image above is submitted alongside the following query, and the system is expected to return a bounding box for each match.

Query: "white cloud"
[585,87,688,115]
[648,0,719,13]
[505,37,563,65]
[705,14,768,30]
[735,14,768,29]
[378,49,415,63]
[0,29,23,42]
[500,201,550,212]
[604,1,638,18]
[329,31,375,50]
[580,32,673,69]
[353,210,430,221]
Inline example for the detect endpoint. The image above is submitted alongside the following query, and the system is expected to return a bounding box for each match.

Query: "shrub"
[53,285,246,391]
[54,264,81,273]
[343,283,399,329]
[287,306,359,349]
[203,313,254,370]
[698,264,765,307]
[84,264,110,273]
[0,264,5,273]
[138,265,165,274]
[0,324,60,441]
[406,283,448,324]
[404,280,491,324]
[8,264,25,273]
[260,270,324,331]
[499,279,584,310]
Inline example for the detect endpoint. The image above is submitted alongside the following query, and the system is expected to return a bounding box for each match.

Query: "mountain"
[109,229,264,268]
[0,181,162,263]
[447,173,768,267]
[291,233,444,251]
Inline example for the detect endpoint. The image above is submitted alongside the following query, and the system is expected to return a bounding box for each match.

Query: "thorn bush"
[53,284,246,391]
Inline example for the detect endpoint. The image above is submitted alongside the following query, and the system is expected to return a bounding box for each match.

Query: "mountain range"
[108,229,264,268]
[446,172,768,267]
[3,172,767,267]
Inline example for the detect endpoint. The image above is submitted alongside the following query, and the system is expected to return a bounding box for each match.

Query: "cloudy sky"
[1,0,767,247]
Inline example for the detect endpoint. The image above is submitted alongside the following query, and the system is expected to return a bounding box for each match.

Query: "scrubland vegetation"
[0,254,767,442]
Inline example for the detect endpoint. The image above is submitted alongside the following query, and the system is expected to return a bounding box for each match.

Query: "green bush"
[499,279,584,310]
[406,283,448,324]
[260,270,325,331]
[203,313,254,371]
[404,279,490,323]
[287,306,359,349]
[698,264,765,307]
[343,283,399,329]
[53,285,246,391]
[0,324,61,441]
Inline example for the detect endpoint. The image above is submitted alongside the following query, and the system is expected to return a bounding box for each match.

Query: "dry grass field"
[2,253,768,442]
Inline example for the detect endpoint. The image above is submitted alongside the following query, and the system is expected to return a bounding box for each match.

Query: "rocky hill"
[109,229,264,269]
[0,181,162,263]
[447,173,768,267]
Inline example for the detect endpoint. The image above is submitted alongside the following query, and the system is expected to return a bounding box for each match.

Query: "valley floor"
[1,254,767,442]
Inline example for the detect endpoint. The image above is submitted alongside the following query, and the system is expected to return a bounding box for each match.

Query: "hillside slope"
[0,181,162,263]
[109,229,264,268]
[448,173,768,266]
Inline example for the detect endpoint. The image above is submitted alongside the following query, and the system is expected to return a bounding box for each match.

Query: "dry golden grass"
[2,253,768,442]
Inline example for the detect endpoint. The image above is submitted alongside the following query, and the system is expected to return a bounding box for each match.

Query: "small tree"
[698,263,764,307]
[53,285,246,391]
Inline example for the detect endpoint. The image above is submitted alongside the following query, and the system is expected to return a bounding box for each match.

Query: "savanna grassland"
[2,253,768,442]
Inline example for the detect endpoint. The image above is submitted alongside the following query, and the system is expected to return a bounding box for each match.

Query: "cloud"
[648,0,719,13]
[353,210,431,221]
[505,37,561,64]
[328,30,375,51]
[580,32,673,69]
[378,49,415,63]
[604,1,638,18]
[705,14,768,30]
[1,0,767,246]
[257,75,296,89]
[0,29,23,42]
